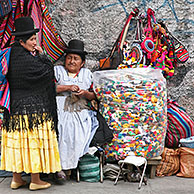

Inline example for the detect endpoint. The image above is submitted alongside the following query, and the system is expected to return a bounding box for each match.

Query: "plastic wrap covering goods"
[93,68,167,160]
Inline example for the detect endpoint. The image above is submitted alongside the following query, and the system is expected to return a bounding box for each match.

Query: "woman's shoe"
[10,181,27,189]
[29,182,51,191]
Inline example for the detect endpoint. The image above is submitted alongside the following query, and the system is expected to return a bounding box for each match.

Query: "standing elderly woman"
[0,17,61,190]
[54,39,99,178]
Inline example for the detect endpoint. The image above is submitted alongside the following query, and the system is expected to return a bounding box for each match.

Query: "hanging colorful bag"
[174,43,189,63]
[141,8,155,60]
[129,15,146,66]
[151,21,175,78]
[118,14,147,69]
[99,8,139,70]
[0,0,12,18]
[162,22,189,64]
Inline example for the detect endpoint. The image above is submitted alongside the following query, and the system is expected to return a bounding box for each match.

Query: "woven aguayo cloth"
[0,0,66,62]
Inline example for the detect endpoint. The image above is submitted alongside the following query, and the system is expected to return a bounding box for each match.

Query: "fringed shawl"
[5,42,58,133]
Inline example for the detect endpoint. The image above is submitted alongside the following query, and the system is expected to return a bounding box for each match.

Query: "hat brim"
[12,29,39,36]
[64,48,88,55]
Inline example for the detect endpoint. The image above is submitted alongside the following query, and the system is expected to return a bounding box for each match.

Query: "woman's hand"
[56,84,80,93]
[74,90,96,100]
[34,46,43,55]
[74,89,87,98]
[69,85,80,92]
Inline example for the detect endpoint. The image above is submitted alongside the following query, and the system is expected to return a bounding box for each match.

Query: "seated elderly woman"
[54,39,99,179]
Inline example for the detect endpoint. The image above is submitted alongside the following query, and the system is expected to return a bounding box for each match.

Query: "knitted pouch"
[174,43,189,63]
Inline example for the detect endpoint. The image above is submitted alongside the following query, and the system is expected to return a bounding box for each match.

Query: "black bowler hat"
[12,17,39,36]
[64,39,88,55]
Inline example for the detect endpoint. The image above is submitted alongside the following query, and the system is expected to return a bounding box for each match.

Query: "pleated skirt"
[0,114,61,174]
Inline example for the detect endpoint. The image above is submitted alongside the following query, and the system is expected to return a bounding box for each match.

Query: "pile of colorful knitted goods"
[93,68,167,160]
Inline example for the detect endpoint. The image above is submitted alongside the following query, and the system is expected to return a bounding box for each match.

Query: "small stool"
[114,156,147,189]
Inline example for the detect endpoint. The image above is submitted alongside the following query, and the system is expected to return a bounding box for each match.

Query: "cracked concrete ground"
[0,175,193,194]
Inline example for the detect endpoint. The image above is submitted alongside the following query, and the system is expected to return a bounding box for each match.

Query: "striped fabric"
[0,48,11,151]
[165,99,194,148]
[0,47,11,111]
[0,0,12,18]
[30,0,66,62]
[0,0,66,62]
[0,0,23,49]
[175,43,189,63]
[30,0,42,46]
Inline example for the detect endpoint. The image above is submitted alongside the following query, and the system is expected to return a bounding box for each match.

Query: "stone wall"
[48,0,194,120]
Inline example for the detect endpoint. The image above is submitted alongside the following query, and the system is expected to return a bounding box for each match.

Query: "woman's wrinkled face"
[19,34,37,52]
[65,53,84,73]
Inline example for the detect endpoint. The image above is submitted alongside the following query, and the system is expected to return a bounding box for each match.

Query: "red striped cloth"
[165,99,194,148]
[30,0,42,46]
[0,0,24,49]
[0,0,66,62]
[30,0,66,62]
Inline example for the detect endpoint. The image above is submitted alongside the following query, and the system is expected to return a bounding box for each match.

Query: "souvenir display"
[93,68,167,160]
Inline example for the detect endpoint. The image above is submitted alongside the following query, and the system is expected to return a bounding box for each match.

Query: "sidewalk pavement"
[0,175,193,194]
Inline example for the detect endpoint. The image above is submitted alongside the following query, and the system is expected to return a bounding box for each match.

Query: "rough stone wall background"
[48,0,194,120]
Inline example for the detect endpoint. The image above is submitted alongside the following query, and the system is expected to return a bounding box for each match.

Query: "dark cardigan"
[6,42,58,133]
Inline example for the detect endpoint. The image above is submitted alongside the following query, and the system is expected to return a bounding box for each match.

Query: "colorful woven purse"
[99,8,139,70]
[0,0,12,18]
[141,9,155,60]
[118,15,147,69]
[174,43,189,63]
[160,21,189,64]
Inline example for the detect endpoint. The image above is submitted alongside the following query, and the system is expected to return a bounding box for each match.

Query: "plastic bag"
[156,147,179,177]
[176,147,194,178]
[93,68,167,160]
[180,136,194,149]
